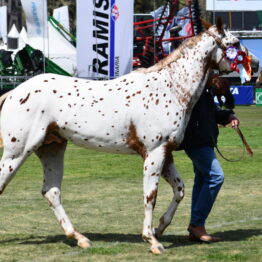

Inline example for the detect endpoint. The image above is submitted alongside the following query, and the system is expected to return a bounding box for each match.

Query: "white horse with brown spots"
[0,19,259,254]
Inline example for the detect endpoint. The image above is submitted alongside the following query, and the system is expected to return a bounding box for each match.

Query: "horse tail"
[0,90,12,112]
[0,90,12,147]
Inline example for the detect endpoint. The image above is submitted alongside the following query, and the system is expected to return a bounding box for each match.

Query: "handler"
[179,75,239,243]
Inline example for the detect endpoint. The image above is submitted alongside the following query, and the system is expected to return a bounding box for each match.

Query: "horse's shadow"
[0,229,261,248]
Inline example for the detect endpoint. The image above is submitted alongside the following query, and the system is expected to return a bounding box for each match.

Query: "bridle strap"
[206,30,229,68]
[206,30,226,50]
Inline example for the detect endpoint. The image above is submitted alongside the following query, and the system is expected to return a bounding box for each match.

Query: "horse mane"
[136,33,203,74]
[201,18,212,30]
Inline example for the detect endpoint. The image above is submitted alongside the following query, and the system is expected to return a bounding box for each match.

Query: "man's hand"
[228,114,240,128]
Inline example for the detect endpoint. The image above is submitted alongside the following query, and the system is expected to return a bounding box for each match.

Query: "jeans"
[185,146,224,226]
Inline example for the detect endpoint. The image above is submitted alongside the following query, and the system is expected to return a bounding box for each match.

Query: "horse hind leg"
[0,114,47,193]
[155,156,185,238]
[35,141,91,249]
[0,149,28,194]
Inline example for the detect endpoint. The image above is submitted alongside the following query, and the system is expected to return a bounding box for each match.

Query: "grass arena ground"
[0,105,261,262]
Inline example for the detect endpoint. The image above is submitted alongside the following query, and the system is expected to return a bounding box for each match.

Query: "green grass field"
[0,106,261,262]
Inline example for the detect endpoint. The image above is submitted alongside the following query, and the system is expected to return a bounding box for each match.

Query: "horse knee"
[43,187,61,208]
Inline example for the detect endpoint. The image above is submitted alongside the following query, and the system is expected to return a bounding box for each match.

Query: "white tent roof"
[20,27,28,43]
[8,24,19,38]
[25,21,77,75]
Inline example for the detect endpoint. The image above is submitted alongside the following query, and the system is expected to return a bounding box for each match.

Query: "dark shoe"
[188,224,221,243]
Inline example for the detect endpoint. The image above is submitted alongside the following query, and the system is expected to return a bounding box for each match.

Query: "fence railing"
[0,76,32,93]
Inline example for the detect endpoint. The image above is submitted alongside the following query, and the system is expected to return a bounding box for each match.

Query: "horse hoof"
[150,244,165,254]
[77,238,92,248]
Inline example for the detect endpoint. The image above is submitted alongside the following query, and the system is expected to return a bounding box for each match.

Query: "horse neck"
[164,34,216,110]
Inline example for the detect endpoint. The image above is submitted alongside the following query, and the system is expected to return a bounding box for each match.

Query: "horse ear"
[201,18,212,30]
[216,16,224,34]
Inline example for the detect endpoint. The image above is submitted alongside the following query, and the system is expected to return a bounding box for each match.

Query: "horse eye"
[233,42,240,48]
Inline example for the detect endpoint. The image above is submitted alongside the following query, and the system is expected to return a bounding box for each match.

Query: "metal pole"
[43,0,46,73]
[213,0,215,24]
[229,11,232,29]
[153,0,156,64]
[242,11,244,30]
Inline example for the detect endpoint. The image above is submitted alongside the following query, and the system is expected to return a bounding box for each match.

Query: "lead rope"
[215,126,253,162]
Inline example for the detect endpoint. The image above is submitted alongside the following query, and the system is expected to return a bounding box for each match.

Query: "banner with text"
[0,6,7,44]
[207,0,262,11]
[214,86,254,105]
[21,0,48,38]
[77,0,134,79]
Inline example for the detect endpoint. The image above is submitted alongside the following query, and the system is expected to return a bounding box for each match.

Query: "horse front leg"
[142,146,166,254]
[155,155,185,238]
[35,141,91,248]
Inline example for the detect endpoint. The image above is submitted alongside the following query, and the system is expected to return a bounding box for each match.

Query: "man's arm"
[216,107,240,128]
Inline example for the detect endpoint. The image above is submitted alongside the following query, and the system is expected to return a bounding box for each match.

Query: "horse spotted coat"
[0,20,259,254]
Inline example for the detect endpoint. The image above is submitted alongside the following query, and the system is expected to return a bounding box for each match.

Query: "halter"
[205,30,227,68]
[206,30,251,82]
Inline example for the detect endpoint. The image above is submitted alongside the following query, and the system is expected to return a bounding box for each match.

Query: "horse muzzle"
[248,52,259,73]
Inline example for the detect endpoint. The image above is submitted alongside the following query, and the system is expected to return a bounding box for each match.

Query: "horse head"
[205,17,259,77]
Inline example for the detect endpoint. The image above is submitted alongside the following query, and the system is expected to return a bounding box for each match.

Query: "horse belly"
[58,122,136,154]
[52,103,136,154]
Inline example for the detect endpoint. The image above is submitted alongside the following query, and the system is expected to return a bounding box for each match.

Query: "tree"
[48,0,76,34]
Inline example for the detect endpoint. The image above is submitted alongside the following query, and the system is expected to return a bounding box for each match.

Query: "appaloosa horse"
[0,18,259,254]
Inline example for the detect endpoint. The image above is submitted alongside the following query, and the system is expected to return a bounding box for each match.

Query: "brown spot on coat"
[11,137,17,142]
[146,189,158,208]
[20,93,30,104]
[126,122,146,159]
